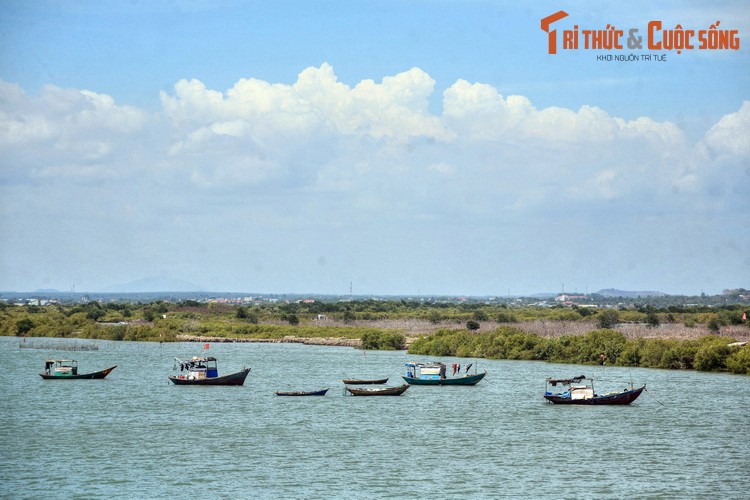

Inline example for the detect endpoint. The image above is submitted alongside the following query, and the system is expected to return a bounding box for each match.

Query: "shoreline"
[175,334,364,348]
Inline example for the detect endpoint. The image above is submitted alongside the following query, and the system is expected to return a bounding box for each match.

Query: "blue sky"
[1,0,748,295]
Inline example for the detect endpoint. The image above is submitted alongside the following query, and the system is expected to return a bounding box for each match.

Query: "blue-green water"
[1,337,748,499]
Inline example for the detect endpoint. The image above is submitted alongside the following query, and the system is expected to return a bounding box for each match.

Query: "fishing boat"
[169,356,250,386]
[274,388,329,396]
[345,384,410,396]
[403,362,486,386]
[39,359,117,379]
[543,375,645,405]
[341,377,388,385]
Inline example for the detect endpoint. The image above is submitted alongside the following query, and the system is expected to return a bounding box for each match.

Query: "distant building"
[555,294,586,302]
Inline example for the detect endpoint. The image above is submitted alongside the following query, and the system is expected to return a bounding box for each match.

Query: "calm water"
[1,337,748,499]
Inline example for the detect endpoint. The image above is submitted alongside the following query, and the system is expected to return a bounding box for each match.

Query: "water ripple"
[1,338,748,498]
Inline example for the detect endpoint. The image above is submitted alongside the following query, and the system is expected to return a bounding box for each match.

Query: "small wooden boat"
[169,356,250,386]
[342,378,388,385]
[345,384,410,396]
[275,388,329,396]
[403,362,486,386]
[544,375,645,405]
[39,359,116,379]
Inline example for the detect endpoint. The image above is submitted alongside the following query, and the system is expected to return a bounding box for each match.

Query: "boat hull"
[275,389,329,396]
[342,378,388,385]
[403,371,486,386]
[346,384,410,396]
[39,365,117,380]
[168,368,250,386]
[544,385,645,405]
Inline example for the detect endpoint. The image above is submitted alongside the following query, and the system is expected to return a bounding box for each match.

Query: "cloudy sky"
[1,0,748,296]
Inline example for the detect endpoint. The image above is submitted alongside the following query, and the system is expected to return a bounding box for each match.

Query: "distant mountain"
[99,277,206,293]
[595,288,666,298]
[33,288,63,293]
[529,292,558,299]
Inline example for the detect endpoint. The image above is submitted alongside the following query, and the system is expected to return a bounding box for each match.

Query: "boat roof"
[546,375,589,384]
[405,361,446,367]
[189,356,216,362]
[45,359,76,363]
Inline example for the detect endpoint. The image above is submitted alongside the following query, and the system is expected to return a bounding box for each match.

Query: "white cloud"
[160,63,451,145]
[443,78,686,148]
[1,66,747,222]
[701,100,750,158]
[0,80,150,184]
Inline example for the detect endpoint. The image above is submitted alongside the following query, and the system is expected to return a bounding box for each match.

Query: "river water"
[1,336,748,498]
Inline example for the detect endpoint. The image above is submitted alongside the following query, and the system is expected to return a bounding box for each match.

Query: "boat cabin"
[405,362,446,380]
[43,359,78,376]
[177,356,219,379]
[545,375,595,400]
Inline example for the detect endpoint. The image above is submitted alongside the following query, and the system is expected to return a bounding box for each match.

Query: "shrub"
[246,310,260,324]
[638,339,673,368]
[576,307,595,317]
[496,312,518,323]
[659,342,698,370]
[361,331,405,350]
[706,315,725,333]
[574,329,627,364]
[726,347,750,375]
[693,337,730,371]
[645,312,661,328]
[597,310,620,329]
[472,310,488,321]
[616,340,643,366]
[466,320,480,331]
[15,318,35,336]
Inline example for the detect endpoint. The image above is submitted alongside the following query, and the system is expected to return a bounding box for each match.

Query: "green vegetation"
[1,299,747,374]
[408,327,750,374]
[361,331,405,350]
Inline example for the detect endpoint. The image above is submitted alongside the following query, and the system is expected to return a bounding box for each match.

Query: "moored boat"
[345,384,410,396]
[342,377,388,385]
[169,356,250,386]
[39,359,116,379]
[543,375,645,405]
[403,362,486,386]
[275,388,329,396]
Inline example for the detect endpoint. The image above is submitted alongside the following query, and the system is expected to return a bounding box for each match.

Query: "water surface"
[1,337,748,498]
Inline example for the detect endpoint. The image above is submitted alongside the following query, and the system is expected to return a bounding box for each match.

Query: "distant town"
[2,288,748,309]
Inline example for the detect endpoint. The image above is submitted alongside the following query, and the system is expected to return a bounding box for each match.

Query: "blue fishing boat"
[403,362,486,386]
[169,356,250,386]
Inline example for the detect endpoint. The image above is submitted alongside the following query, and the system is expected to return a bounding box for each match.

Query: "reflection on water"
[1,337,748,498]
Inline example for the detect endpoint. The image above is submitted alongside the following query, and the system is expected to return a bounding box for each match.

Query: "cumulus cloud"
[160,63,450,144]
[2,65,748,294]
[443,78,685,147]
[0,80,150,184]
[0,65,746,216]
[701,100,750,158]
